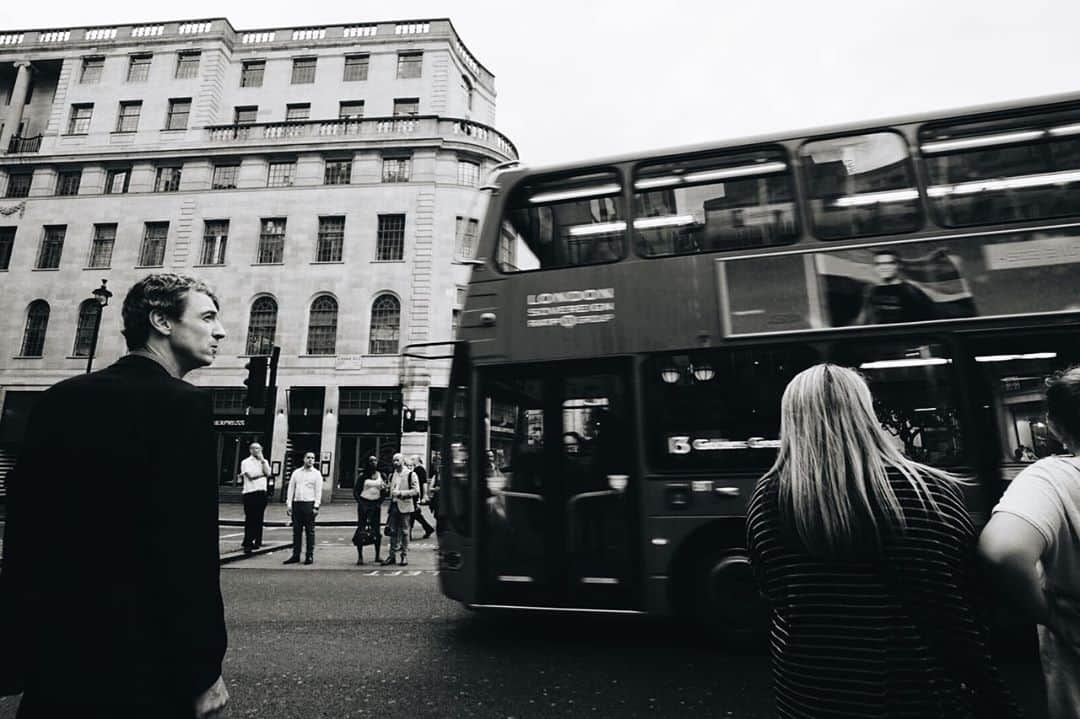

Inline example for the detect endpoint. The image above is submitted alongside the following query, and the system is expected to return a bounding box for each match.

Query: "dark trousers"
[242,490,267,549]
[411,505,435,536]
[356,497,382,558]
[291,501,316,559]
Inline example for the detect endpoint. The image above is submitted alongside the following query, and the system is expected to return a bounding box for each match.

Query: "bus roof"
[505,90,1080,179]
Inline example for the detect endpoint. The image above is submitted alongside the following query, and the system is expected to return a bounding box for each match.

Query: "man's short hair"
[249,442,262,450]
[1047,365,1080,445]
[121,274,220,351]
[873,249,900,262]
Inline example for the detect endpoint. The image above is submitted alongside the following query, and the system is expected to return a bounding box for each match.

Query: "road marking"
[220,532,243,539]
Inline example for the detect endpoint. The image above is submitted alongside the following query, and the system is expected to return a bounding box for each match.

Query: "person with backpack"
[382,453,419,566]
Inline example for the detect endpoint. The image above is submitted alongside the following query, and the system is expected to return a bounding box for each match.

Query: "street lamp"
[85,279,113,374]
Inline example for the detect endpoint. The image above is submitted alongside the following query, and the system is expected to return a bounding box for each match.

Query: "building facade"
[0,17,515,502]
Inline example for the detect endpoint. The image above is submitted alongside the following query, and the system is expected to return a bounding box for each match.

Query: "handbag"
[352,526,376,547]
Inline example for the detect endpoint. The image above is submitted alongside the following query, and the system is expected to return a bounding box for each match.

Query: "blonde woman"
[746,364,1018,718]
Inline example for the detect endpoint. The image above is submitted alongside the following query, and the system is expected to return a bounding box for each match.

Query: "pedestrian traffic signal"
[402,408,416,433]
[243,356,269,407]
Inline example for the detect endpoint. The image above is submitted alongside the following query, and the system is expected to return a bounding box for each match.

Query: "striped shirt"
[747,472,1019,718]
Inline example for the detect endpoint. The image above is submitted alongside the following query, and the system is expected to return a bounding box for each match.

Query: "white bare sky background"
[3,1,1076,166]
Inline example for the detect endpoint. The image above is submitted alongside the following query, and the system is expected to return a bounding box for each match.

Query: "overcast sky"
[4,1,1077,166]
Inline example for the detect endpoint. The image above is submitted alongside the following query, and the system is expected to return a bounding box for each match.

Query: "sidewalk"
[219,498,411,526]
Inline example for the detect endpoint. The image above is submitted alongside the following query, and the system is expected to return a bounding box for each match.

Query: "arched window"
[245,296,278,355]
[72,299,102,357]
[306,295,338,355]
[20,300,50,357]
[461,74,473,112]
[369,294,400,355]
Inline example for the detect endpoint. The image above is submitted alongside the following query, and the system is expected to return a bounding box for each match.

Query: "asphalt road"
[0,523,1050,718]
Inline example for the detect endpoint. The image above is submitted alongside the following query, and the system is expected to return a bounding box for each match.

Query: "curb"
[220,520,360,527]
[220,542,291,565]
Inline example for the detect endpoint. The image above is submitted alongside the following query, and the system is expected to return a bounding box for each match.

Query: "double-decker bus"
[429,92,1080,638]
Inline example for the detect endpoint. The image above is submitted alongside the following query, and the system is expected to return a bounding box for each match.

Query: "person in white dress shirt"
[239,442,271,555]
[284,452,322,565]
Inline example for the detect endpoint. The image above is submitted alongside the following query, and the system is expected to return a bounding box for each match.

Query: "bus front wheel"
[689,550,767,648]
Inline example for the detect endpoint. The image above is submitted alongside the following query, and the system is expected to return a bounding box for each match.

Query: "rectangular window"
[68,104,93,134]
[115,101,142,133]
[801,132,922,240]
[175,51,200,79]
[88,223,115,268]
[393,98,420,117]
[201,220,229,265]
[286,103,310,121]
[456,216,480,257]
[127,54,152,82]
[316,216,345,262]
[240,60,264,88]
[234,106,258,125]
[212,164,239,190]
[920,107,1080,227]
[154,166,182,193]
[5,173,31,198]
[382,157,411,183]
[139,222,168,266]
[267,162,296,188]
[80,56,104,84]
[105,168,130,194]
[165,98,191,130]
[55,170,81,196]
[376,214,405,261]
[0,227,14,270]
[458,160,480,186]
[339,101,364,119]
[344,54,369,81]
[633,148,799,257]
[291,57,316,84]
[499,171,626,272]
[36,225,65,269]
[257,218,286,263]
[324,159,351,185]
[396,52,423,79]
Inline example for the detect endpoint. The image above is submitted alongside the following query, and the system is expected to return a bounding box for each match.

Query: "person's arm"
[286,471,295,513]
[978,512,1050,625]
[145,390,227,707]
[886,483,1019,717]
[314,471,324,511]
[409,472,420,498]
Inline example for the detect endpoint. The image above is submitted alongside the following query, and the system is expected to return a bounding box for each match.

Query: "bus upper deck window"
[919,105,1080,227]
[633,148,798,256]
[801,132,923,240]
[498,171,625,273]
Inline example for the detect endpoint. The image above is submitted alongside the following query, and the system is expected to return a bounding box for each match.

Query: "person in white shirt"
[284,452,323,565]
[239,442,271,555]
[382,453,419,566]
[980,367,1080,719]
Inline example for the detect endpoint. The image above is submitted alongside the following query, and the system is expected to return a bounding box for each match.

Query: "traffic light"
[243,356,268,407]
[402,407,416,433]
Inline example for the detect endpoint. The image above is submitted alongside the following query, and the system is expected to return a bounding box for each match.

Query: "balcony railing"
[204,115,517,159]
[7,134,42,154]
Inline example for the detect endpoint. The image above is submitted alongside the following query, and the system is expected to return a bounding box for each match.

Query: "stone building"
[0,17,516,502]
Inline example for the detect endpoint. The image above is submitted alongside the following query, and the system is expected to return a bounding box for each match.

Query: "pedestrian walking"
[353,456,385,565]
[746,363,1018,718]
[382,453,419,566]
[0,274,229,718]
[980,366,1080,719]
[410,455,435,539]
[284,452,322,565]
[239,442,271,555]
[428,451,441,535]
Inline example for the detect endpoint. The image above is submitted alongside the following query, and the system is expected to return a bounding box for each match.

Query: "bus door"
[480,361,638,609]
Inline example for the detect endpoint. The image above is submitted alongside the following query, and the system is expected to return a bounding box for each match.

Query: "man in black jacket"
[0,274,229,718]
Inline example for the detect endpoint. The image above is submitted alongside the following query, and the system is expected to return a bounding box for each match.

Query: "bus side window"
[968,331,1080,476]
[829,339,964,469]
[633,147,798,257]
[920,105,1080,227]
[801,132,924,240]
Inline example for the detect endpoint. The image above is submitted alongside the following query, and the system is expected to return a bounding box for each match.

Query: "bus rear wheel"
[689,550,767,649]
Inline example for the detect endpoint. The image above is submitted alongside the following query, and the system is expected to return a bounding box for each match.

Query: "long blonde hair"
[767,363,958,557]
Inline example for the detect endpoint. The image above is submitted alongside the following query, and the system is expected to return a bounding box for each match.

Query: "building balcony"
[6,134,42,154]
[204,115,517,160]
